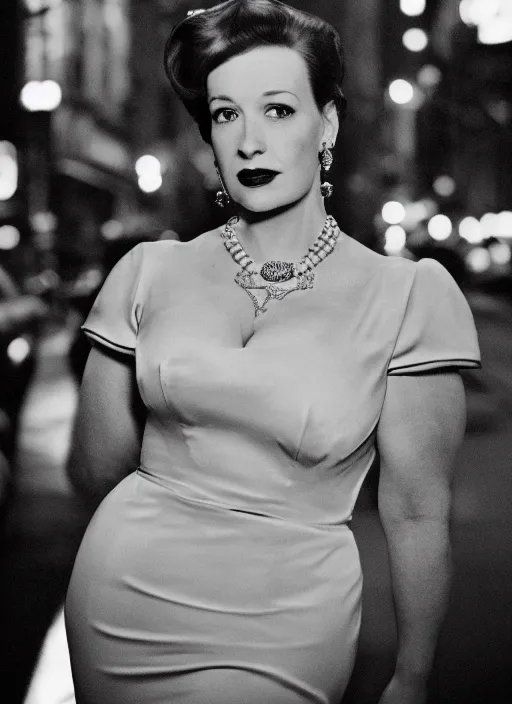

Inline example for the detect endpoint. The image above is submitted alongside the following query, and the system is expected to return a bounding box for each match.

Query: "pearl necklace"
[220,215,341,317]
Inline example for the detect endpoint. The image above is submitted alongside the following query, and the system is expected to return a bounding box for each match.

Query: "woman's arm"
[66,344,145,510]
[376,370,466,701]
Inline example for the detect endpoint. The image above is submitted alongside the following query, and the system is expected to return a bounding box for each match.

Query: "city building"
[20,0,136,279]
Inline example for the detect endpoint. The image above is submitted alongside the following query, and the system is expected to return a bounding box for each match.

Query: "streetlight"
[20,79,62,273]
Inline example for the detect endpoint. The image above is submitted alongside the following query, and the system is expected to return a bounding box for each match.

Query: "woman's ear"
[321,101,339,147]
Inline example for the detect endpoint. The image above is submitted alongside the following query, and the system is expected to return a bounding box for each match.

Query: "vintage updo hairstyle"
[164,0,347,144]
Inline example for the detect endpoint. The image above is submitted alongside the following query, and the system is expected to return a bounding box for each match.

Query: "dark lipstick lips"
[237,169,280,187]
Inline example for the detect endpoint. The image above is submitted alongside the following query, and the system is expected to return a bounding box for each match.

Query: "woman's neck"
[234,196,329,264]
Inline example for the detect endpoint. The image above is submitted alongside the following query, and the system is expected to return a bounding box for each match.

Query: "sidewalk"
[16,325,77,495]
[3,291,512,704]
[24,607,75,704]
[18,325,78,704]
[0,322,84,704]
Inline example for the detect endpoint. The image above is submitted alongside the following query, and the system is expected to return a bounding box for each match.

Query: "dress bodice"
[82,231,481,526]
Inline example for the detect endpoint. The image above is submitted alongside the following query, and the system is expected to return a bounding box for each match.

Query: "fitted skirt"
[65,471,362,704]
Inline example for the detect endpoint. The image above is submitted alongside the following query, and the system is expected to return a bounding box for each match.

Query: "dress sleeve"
[81,244,143,356]
[387,258,481,375]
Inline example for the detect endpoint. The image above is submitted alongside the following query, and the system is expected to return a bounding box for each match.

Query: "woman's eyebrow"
[262,90,299,99]
[209,95,234,105]
[209,90,299,105]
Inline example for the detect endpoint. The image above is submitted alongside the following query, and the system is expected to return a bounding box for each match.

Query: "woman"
[65,2,481,703]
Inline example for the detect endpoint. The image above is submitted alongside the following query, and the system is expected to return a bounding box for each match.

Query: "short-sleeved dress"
[65,230,481,704]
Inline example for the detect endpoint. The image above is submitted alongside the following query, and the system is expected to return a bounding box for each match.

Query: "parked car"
[0,265,48,458]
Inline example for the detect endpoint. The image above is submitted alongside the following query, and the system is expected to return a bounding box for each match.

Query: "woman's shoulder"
[136,227,220,270]
[142,227,220,256]
[341,232,417,284]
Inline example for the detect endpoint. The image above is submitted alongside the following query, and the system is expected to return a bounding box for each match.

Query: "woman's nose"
[237,119,266,159]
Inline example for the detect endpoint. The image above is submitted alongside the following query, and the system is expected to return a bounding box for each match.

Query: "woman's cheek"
[293,120,321,162]
[291,134,320,174]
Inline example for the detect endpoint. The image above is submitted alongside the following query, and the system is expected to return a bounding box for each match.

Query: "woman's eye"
[212,108,237,124]
[266,105,295,120]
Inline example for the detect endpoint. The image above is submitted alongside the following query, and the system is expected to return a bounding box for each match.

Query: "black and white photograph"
[0,1,511,703]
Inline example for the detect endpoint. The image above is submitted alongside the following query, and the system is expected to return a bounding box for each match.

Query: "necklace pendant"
[296,270,315,290]
[260,261,294,283]
[235,268,315,319]
[235,269,256,288]
[223,215,340,318]
[235,272,270,316]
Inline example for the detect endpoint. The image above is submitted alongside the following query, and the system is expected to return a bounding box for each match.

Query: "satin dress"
[65,230,481,704]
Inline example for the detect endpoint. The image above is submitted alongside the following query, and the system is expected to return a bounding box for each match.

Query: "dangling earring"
[215,165,231,208]
[319,142,334,199]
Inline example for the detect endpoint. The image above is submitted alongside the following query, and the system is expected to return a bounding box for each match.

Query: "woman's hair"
[164,0,347,143]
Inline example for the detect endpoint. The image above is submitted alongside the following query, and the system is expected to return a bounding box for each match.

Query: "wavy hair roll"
[164,0,347,143]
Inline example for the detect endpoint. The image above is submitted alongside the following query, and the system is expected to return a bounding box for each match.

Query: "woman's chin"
[235,192,280,212]
[234,189,307,215]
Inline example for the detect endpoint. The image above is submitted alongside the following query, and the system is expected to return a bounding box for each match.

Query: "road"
[0,292,511,704]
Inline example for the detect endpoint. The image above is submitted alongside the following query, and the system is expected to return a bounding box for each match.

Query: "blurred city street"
[0,291,509,704]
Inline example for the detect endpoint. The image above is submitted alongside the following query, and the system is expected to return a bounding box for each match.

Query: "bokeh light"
[135,155,162,193]
[138,174,163,194]
[7,337,31,365]
[384,225,407,254]
[388,79,414,105]
[403,28,429,52]
[496,211,512,238]
[31,211,57,233]
[400,0,426,16]
[480,213,499,238]
[0,142,18,201]
[23,0,60,11]
[382,201,406,225]
[428,214,453,241]
[135,155,161,176]
[20,80,62,111]
[433,175,456,197]
[459,0,500,26]
[459,0,512,45]
[466,247,491,273]
[459,216,483,243]
[402,201,431,229]
[459,0,475,24]
[417,65,442,88]
[101,220,124,240]
[479,22,512,45]
[488,242,511,266]
[0,225,21,250]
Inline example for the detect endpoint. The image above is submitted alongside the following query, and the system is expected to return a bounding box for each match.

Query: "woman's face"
[207,45,338,213]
